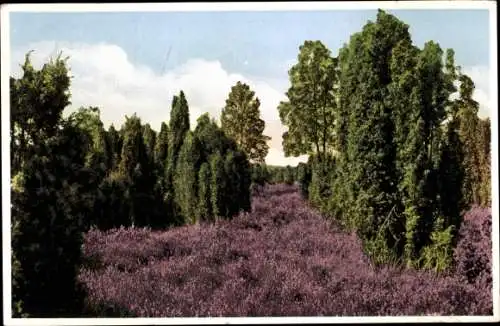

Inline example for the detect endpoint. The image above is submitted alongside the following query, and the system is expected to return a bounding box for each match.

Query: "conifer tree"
[197,162,212,222]
[165,91,190,224]
[223,150,252,218]
[210,152,226,219]
[332,11,409,262]
[477,118,491,206]
[106,124,123,171]
[118,114,154,226]
[174,132,201,224]
[297,162,312,198]
[142,123,157,170]
[154,122,169,173]
[11,53,90,317]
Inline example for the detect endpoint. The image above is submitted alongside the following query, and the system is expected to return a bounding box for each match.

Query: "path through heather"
[80,184,492,317]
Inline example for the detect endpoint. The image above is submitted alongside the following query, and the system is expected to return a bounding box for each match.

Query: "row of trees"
[282,10,491,271]
[10,54,271,316]
[251,164,300,186]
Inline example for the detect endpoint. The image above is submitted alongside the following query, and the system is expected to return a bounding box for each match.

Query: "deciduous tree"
[221,81,271,163]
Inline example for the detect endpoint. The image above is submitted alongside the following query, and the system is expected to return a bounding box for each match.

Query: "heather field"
[79,184,493,317]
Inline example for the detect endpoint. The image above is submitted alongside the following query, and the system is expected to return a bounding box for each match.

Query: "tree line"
[10,54,271,316]
[280,10,492,271]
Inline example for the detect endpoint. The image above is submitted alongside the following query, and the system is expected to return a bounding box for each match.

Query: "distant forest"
[10,9,491,317]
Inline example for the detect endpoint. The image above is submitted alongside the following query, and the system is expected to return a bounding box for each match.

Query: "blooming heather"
[79,184,492,317]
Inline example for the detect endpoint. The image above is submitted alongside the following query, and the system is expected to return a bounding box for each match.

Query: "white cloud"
[10,41,307,166]
[11,42,488,167]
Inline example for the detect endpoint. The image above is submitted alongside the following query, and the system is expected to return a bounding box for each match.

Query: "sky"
[8,7,492,166]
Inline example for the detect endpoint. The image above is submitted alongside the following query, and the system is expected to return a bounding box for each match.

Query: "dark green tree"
[197,162,212,222]
[12,123,94,317]
[11,53,90,316]
[165,91,191,225]
[194,113,238,162]
[118,114,155,227]
[106,124,123,171]
[210,152,226,219]
[476,118,491,206]
[168,91,190,164]
[10,51,71,176]
[154,122,169,173]
[283,165,295,185]
[223,150,252,218]
[142,123,157,170]
[66,107,110,228]
[332,12,408,263]
[174,131,201,224]
[297,162,312,198]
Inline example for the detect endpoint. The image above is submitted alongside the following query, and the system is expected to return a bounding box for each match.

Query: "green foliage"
[476,118,491,206]
[154,122,169,172]
[420,217,455,273]
[10,54,91,316]
[194,113,238,161]
[10,52,71,175]
[283,165,295,185]
[456,73,491,207]
[308,155,336,212]
[221,81,271,163]
[278,40,338,161]
[264,165,300,185]
[251,163,269,186]
[293,9,484,272]
[118,115,146,180]
[164,91,191,225]
[106,124,123,171]
[330,10,408,257]
[12,122,91,316]
[296,162,312,198]
[224,150,252,217]
[210,152,225,219]
[116,114,152,226]
[9,52,252,317]
[168,91,190,166]
[142,123,157,169]
[96,172,131,230]
[174,132,201,224]
[197,163,212,222]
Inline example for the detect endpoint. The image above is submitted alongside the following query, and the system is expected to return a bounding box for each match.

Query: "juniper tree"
[165,91,190,224]
[106,124,123,171]
[154,122,169,174]
[10,51,71,176]
[210,152,226,219]
[197,162,212,222]
[142,123,157,170]
[330,11,410,263]
[11,53,90,316]
[118,114,157,226]
[223,150,252,218]
[174,131,201,224]
[476,118,491,206]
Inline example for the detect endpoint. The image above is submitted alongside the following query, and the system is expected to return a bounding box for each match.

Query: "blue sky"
[8,8,492,165]
[10,10,490,77]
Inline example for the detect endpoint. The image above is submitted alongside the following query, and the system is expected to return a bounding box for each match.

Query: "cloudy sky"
[8,7,491,166]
